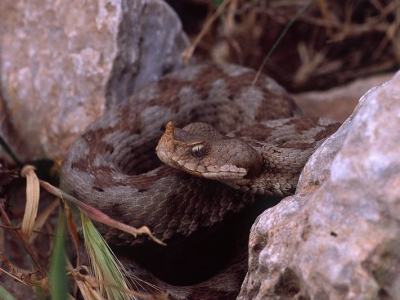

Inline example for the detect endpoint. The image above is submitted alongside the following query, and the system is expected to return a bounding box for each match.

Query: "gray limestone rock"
[0,0,188,161]
[238,71,400,299]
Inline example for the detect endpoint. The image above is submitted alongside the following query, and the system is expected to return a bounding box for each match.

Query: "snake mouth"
[201,164,247,179]
[201,169,247,180]
[175,162,248,180]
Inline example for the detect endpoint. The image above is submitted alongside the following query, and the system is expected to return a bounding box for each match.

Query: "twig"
[0,253,43,286]
[0,199,46,276]
[182,0,232,64]
[63,201,81,267]
[0,223,55,237]
[29,198,59,243]
[317,0,335,35]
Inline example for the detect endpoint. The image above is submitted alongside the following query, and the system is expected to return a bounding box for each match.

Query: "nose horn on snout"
[164,121,175,137]
[156,121,175,156]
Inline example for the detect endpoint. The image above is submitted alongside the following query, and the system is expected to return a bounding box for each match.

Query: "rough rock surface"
[238,71,400,299]
[0,0,188,161]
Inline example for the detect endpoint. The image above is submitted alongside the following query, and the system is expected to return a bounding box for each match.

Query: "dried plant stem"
[63,201,81,267]
[0,199,46,277]
[0,254,38,286]
[182,0,232,63]
[39,180,165,245]
[29,198,59,243]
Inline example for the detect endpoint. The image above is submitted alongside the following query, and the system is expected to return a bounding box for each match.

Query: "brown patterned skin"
[156,118,337,196]
[60,63,339,298]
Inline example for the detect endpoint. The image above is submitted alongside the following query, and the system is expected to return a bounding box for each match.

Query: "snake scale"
[61,63,339,299]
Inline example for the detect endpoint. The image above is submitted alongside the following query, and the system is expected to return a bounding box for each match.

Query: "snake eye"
[191,144,206,158]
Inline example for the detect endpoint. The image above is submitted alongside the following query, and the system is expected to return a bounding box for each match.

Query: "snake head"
[156,121,263,186]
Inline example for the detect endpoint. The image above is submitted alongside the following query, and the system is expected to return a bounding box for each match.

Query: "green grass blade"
[49,212,69,300]
[81,213,131,300]
[212,0,223,7]
[0,286,16,300]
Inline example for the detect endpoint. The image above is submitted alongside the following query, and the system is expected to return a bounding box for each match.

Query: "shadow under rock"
[114,194,281,286]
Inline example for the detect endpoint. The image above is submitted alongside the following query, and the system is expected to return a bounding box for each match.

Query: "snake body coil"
[61,63,338,298]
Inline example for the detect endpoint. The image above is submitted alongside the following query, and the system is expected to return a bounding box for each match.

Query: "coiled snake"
[61,63,338,299]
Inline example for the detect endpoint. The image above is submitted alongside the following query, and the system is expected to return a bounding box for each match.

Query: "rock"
[238,71,400,299]
[294,73,393,122]
[0,0,188,161]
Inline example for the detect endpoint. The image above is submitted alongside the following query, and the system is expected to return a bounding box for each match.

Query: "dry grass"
[0,164,163,299]
[177,0,400,91]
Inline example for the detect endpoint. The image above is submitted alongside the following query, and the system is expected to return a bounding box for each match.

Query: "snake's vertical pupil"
[191,144,205,158]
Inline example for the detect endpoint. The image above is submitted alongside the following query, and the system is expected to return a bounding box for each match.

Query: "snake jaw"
[201,165,248,180]
[175,160,248,180]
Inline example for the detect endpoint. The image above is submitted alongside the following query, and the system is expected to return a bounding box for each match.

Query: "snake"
[60,63,339,299]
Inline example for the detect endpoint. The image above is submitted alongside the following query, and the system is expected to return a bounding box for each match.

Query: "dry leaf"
[20,165,40,239]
